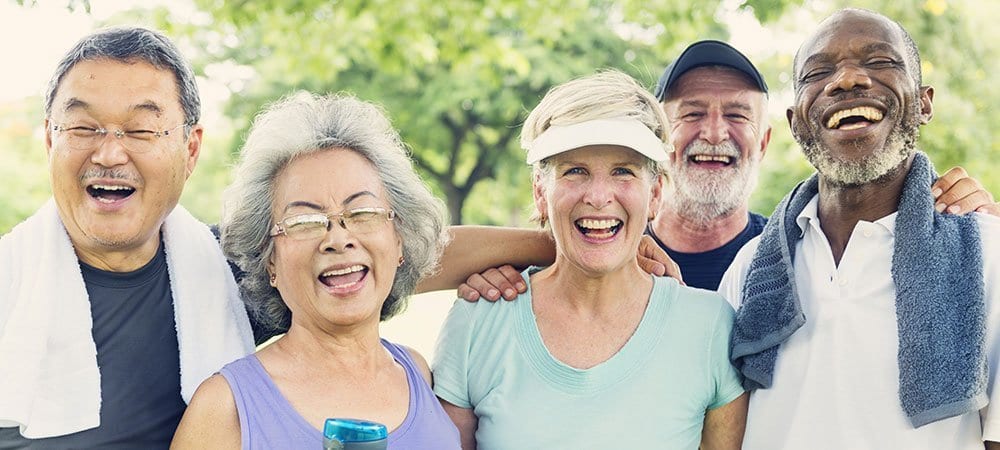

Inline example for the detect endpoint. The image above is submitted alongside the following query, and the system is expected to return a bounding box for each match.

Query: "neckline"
[515,267,674,393]
[247,339,417,442]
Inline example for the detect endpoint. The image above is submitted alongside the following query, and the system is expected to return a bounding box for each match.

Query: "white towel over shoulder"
[0,199,255,438]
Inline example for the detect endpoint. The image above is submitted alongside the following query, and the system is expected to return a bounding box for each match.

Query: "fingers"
[457,265,526,303]
[977,202,1000,218]
[931,166,968,199]
[637,234,685,284]
[637,257,666,277]
[662,258,685,285]
[933,172,994,215]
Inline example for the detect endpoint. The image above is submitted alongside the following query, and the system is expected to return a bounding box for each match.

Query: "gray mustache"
[80,168,141,184]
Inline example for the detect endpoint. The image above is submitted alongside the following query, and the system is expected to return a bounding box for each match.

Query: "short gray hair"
[221,92,449,334]
[44,26,200,127]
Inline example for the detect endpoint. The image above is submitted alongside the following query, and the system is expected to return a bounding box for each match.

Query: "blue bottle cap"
[323,418,388,443]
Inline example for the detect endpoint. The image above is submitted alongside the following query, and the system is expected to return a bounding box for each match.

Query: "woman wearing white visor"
[432,70,748,449]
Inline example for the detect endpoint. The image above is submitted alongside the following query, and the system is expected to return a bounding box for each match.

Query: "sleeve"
[431,299,476,409]
[716,236,760,310]
[706,300,745,410]
[976,214,1000,441]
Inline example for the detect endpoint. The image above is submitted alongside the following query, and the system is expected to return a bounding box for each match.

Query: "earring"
[269,272,277,286]
[398,256,405,267]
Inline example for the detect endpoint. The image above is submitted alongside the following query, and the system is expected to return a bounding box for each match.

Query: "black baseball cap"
[654,40,768,101]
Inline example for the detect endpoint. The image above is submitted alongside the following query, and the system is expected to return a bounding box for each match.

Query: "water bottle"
[322,418,388,450]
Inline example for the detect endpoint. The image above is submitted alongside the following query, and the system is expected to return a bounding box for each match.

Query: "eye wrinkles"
[281,190,380,215]
[798,42,906,83]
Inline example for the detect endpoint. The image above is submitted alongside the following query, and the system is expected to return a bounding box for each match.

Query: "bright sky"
[0,0,238,127]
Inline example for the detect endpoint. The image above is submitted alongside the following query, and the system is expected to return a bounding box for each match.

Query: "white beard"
[662,140,760,226]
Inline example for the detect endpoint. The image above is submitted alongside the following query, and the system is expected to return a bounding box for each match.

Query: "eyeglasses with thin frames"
[50,122,190,153]
[270,206,396,241]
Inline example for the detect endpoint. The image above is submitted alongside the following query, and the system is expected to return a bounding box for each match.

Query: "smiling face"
[268,148,403,330]
[661,66,770,223]
[45,59,201,269]
[788,9,933,187]
[534,145,661,276]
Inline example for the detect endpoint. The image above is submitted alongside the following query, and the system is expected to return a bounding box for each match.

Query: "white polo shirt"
[719,195,1000,449]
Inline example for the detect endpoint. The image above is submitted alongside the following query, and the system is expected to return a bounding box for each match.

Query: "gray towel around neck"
[730,151,986,428]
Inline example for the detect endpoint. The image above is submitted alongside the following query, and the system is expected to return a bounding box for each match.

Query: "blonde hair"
[522,70,667,226]
[521,70,669,152]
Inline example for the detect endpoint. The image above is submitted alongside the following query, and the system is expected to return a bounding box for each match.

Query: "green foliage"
[158,0,751,224]
[0,98,51,234]
[4,0,999,234]
[13,0,90,13]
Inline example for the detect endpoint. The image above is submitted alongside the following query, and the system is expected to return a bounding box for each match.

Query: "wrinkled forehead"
[795,11,908,75]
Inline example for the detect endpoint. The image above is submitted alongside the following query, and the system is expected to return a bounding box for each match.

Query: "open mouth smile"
[575,218,623,240]
[86,184,136,204]
[689,154,735,166]
[826,106,885,130]
[319,264,369,290]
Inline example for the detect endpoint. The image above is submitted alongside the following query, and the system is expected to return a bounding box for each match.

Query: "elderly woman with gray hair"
[171,93,461,449]
[432,70,748,449]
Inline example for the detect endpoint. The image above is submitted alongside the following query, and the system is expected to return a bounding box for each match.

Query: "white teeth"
[826,106,884,129]
[321,265,365,277]
[691,155,733,163]
[90,184,133,191]
[577,219,621,230]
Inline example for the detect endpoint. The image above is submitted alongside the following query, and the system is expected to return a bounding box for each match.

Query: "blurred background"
[3,0,998,358]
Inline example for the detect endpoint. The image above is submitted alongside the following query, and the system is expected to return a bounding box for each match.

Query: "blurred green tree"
[152,0,799,224]
[4,0,998,234]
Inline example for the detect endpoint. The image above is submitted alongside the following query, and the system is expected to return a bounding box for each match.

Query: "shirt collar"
[794,194,898,237]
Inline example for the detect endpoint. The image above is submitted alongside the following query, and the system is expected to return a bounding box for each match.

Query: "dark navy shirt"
[646,212,767,291]
[0,243,186,449]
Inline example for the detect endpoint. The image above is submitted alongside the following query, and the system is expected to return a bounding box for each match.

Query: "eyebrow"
[677,99,754,113]
[59,98,165,116]
[281,191,378,214]
[800,42,904,70]
[555,159,643,167]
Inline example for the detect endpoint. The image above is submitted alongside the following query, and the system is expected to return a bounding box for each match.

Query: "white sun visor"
[525,117,670,165]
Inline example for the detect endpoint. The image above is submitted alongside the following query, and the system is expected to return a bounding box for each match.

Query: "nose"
[583,175,614,209]
[89,132,130,167]
[318,218,357,253]
[824,64,872,96]
[698,111,729,145]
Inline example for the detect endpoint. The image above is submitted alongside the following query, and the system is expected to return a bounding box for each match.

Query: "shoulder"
[396,343,433,386]
[171,374,241,449]
[975,212,1000,236]
[716,235,760,308]
[654,278,735,326]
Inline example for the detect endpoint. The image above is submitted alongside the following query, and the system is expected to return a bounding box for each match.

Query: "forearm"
[416,225,555,293]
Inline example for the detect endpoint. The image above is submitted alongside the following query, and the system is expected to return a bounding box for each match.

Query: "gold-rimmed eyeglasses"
[270,207,396,241]
[50,122,190,153]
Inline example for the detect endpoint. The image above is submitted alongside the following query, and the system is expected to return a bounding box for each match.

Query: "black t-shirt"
[646,212,767,291]
[0,244,186,449]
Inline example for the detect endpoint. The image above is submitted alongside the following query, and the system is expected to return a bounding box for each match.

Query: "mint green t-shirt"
[432,268,744,449]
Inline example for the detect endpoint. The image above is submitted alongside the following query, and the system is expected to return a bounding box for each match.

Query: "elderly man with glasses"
[0,27,578,449]
[0,27,256,448]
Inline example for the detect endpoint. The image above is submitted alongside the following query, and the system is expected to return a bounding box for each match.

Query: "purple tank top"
[219,339,461,450]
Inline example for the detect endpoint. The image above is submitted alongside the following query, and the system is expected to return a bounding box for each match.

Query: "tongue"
[583,228,615,240]
[322,270,366,287]
[839,121,872,130]
[92,188,133,201]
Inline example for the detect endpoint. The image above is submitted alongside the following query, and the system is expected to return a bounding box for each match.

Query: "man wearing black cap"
[453,41,995,300]
[646,40,772,291]
[645,39,997,291]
